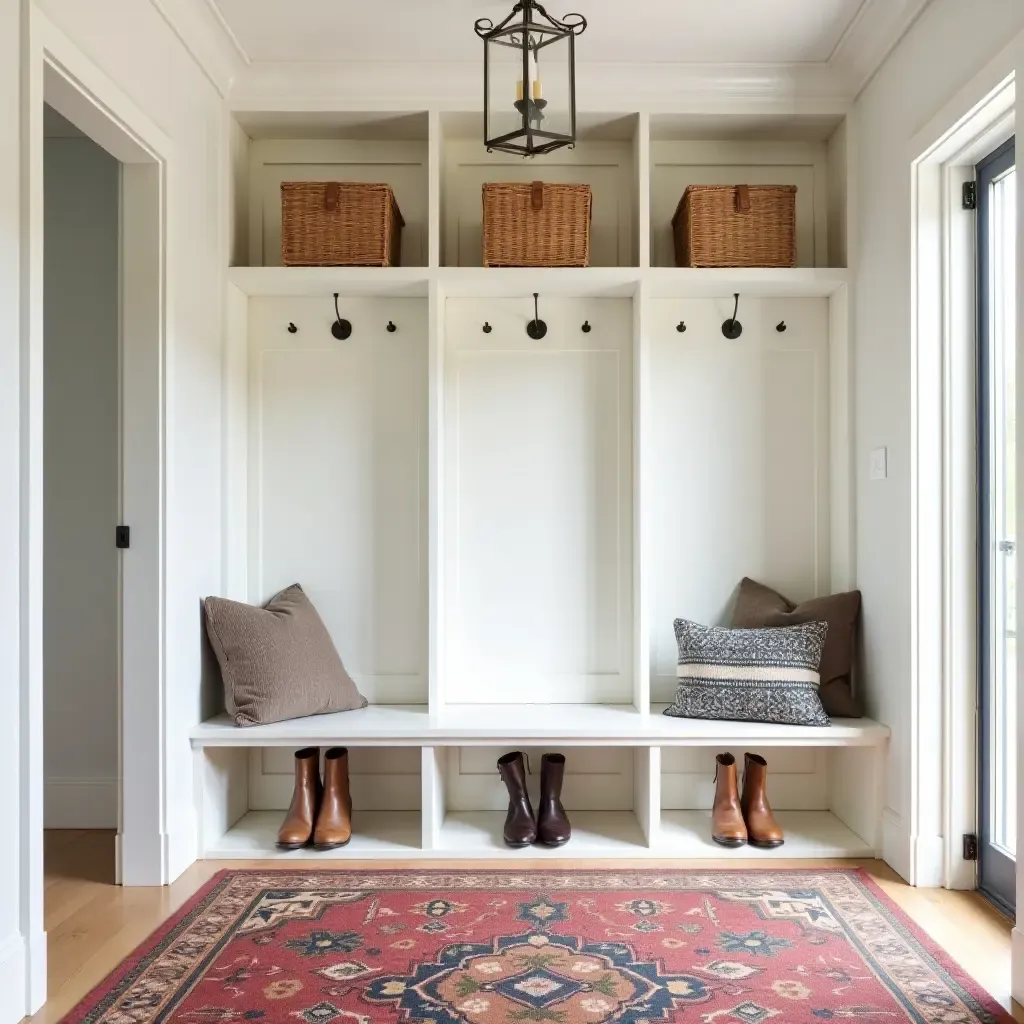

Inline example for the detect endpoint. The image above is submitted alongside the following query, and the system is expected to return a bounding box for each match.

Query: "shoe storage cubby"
[197,102,885,862]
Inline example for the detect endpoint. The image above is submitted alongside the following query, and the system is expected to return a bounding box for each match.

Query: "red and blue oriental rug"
[63,868,1012,1023]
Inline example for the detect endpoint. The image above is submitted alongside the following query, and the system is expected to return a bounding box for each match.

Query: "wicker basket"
[672,184,797,268]
[482,181,592,267]
[281,182,404,267]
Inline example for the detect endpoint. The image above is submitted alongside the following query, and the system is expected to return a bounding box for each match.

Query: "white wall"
[853,0,1024,880]
[33,0,228,882]
[43,128,120,829]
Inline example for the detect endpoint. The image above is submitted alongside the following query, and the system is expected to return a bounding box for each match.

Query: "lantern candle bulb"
[516,79,524,101]
[532,78,543,99]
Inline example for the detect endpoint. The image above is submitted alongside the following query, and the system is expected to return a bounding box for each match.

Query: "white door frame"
[907,43,1017,891]
[19,9,172,1013]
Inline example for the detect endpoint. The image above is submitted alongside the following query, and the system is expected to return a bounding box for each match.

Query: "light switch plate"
[870,447,888,480]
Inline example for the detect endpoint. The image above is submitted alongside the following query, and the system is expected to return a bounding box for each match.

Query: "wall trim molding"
[828,0,931,98]
[44,777,118,829]
[151,0,927,110]
[146,0,246,99]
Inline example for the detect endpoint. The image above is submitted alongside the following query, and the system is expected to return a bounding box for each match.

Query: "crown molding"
[147,0,248,98]
[230,60,849,115]
[828,0,931,98]
[152,0,924,112]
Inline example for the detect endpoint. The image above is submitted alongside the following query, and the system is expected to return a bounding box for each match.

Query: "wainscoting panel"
[248,297,428,704]
[443,298,634,703]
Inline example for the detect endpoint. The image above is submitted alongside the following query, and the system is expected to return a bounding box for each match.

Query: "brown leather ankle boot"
[277,747,322,850]
[313,747,353,851]
[537,753,571,847]
[741,753,784,848]
[498,751,537,847]
[711,753,747,848]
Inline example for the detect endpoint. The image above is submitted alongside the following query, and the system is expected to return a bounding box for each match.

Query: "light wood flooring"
[28,830,1024,1022]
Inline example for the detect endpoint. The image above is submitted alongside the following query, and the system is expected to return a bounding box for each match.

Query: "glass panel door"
[978,136,1016,914]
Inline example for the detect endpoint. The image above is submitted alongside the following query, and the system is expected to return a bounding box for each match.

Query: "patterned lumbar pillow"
[664,618,830,727]
[204,583,368,727]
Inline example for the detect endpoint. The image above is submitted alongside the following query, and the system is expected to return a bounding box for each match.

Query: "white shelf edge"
[225,265,850,300]
[190,703,890,748]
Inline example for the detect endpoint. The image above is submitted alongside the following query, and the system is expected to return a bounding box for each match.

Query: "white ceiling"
[210,0,869,66]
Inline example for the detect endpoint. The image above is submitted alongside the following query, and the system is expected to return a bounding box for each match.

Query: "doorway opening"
[42,102,121,888]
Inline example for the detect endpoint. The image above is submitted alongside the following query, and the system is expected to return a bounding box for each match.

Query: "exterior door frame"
[976,135,1017,915]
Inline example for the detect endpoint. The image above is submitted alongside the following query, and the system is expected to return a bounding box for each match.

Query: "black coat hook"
[581,320,592,333]
[331,293,353,340]
[482,322,492,334]
[676,321,687,333]
[526,292,547,340]
[722,293,743,340]
[387,321,397,333]
[776,321,787,333]
[287,322,298,334]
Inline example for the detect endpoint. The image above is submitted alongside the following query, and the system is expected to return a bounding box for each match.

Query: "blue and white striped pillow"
[663,618,830,727]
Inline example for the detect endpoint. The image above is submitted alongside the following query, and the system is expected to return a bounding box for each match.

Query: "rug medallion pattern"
[63,870,1012,1023]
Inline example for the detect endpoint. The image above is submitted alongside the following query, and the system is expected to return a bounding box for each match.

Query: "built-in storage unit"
[198,104,882,861]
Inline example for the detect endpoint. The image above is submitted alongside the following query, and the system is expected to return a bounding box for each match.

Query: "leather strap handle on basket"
[531,181,544,212]
[735,184,751,214]
[324,182,341,212]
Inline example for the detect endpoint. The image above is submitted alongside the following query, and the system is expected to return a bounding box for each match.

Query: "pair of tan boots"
[277,746,352,851]
[712,752,784,849]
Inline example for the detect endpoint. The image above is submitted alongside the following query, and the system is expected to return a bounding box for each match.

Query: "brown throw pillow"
[731,577,863,718]
[204,583,368,727]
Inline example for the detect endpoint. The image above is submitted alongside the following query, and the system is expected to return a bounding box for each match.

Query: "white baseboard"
[45,777,118,829]
[1013,927,1024,1005]
[27,927,47,1015]
[0,932,27,1023]
[882,807,911,881]
[880,807,945,887]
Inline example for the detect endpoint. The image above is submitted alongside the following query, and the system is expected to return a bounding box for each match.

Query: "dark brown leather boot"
[741,753,784,848]
[711,753,747,848]
[497,751,537,847]
[313,747,353,851]
[537,753,571,847]
[277,747,322,850]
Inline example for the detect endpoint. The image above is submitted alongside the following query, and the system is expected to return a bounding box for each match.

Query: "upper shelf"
[226,266,851,299]
[190,702,890,748]
[228,108,850,271]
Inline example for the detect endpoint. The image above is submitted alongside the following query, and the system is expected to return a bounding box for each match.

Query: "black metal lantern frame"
[474,1,587,157]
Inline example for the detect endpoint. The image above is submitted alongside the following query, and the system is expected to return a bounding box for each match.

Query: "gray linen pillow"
[664,618,830,727]
[204,583,368,727]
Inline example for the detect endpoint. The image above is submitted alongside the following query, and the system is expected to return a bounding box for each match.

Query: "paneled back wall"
[443,297,635,704]
[247,297,428,704]
[647,296,832,703]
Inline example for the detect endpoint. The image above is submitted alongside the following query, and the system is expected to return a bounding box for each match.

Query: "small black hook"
[722,293,743,340]
[386,321,397,333]
[331,293,352,341]
[581,320,592,333]
[776,321,787,333]
[526,291,547,340]
[482,322,492,334]
[676,321,687,333]
[287,322,298,334]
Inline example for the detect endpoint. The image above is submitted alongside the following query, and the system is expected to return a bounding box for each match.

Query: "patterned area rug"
[64,869,1012,1023]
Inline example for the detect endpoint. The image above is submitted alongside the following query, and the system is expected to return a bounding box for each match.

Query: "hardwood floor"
[27,830,1024,1022]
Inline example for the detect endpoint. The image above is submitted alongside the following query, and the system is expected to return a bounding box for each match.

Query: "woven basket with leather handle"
[281,182,405,267]
[482,181,592,267]
[672,184,797,268]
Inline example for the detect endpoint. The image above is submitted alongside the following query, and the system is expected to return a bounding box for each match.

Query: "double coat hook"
[331,293,353,340]
[722,293,743,340]
[526,292,547,340]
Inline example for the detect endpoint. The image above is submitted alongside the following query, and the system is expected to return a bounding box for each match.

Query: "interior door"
[977,136,1016,914]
